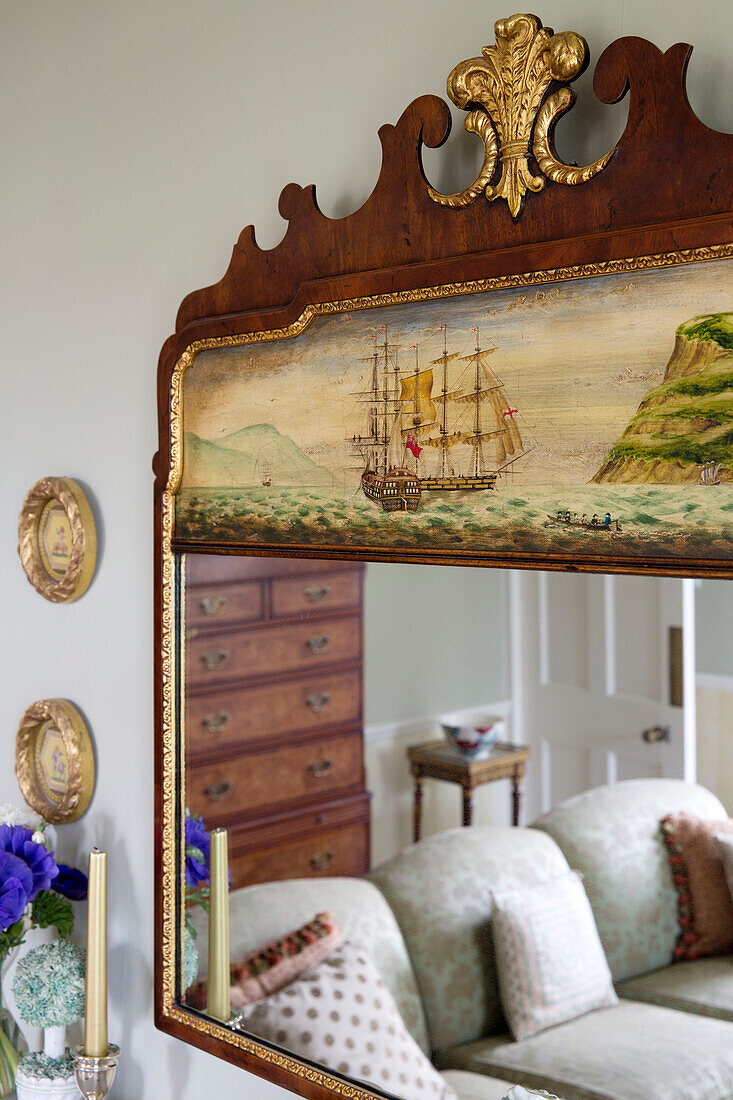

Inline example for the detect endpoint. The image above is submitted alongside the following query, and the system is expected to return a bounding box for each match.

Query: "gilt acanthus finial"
[429,13,614,218]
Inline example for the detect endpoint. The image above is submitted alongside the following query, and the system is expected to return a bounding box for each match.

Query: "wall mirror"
[155,13,733,1100]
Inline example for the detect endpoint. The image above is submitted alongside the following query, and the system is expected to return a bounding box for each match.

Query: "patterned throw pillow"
[661,814,733,959]
[245,940,457,1100]
[491,872,617,1041]
[186,912,342,1010]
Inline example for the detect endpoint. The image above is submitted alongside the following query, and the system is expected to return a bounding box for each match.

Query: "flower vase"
[15,1057,78,1100]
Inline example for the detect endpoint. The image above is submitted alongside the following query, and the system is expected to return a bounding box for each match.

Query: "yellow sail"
[400,369,436,431]
[421,431,475,449]
[491,389,523,455]
[429,351,463,366]
[433,388,465,404]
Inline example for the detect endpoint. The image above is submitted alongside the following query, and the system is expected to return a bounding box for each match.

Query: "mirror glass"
[173,550,731,1100]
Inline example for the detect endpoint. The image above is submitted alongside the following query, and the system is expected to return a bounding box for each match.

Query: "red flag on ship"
[503,407,518,420]
[406,435,422,458]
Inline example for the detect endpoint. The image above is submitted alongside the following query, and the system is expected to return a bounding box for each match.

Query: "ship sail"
[350,322,529,506]
[399,369,438,436]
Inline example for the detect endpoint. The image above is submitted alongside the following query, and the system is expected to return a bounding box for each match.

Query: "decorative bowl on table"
[441,714,503,758]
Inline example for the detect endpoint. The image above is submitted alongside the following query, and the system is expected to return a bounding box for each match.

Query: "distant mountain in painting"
[593,313,733,484]
[182,423,335,488]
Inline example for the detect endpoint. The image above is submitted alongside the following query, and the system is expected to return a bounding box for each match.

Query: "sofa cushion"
[532,779,727,982]
[617,956,733,1021]
[661,813,733,959]
[187,875,430,1053]
[714,833,733,902]
[367,826,570,1051]
[437,1000,733,1100]
[441,1071,529,1100]
[491,873,617,1040]
[245,940,457,1100]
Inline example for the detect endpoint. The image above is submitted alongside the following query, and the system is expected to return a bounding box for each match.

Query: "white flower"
[0,804,43,830]
[31,831,46,846]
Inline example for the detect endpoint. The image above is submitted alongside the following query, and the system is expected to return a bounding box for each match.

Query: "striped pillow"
[491,872,617,1041]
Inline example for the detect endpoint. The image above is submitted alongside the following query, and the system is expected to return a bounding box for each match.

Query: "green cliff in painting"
[593,313,733,484]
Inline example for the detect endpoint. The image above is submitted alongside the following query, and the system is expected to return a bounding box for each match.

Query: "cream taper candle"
[207,828,230,1022]
[84,849,108,1057]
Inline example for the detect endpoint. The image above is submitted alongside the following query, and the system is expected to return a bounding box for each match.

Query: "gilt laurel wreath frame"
[155,14,733,1100]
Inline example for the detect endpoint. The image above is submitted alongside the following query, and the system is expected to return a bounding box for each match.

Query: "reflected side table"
[407,740,531,842]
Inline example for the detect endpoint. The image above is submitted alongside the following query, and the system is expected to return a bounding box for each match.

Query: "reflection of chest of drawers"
[185,556,370,889]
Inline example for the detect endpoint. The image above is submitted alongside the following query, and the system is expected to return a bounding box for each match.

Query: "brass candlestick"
[72,1043,121,1100]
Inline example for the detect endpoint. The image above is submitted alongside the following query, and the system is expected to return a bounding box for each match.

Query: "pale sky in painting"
[182,258,733,487]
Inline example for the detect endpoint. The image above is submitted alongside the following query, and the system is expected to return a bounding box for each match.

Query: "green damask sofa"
[369,778,733,1100]
[197,779,733,1100]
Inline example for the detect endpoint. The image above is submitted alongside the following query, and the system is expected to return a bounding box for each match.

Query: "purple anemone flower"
[0,850,34,929]
[52,863,88,901]
[184,813,210,889]
[0,826,58,901]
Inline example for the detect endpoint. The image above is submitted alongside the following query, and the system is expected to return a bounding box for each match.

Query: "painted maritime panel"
[175,258,733,565]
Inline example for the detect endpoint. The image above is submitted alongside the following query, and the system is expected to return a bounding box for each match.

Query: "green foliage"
[676,312,733,349]
[31,892,74,939]
[664,368,733,399]
[0,919,26,958]
[612,428,733,467]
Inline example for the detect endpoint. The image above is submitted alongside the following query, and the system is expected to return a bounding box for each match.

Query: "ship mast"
[351,326,400,476]
[473,327,482,476]
[440,326,448,476]
[412,343,420,477]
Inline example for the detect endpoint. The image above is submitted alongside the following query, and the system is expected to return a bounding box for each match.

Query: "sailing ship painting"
[351,326,527,511]
[176,257,733,564]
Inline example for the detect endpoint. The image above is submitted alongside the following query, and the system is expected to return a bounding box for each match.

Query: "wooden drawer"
[186,555,361,585]
[186,615,361,687]
[186,669,362,756]
[228,792,371,853]
[187,731,364,819]
[186,580,263,630]
[270,570,361,619]
[229,822,369,889]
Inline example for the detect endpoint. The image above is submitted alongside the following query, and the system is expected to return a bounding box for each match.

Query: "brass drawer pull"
[204,780,231,801]
[202,711,230,734]
[304,584,331,603]
[306,634,330,655]
[310,850,334,870]
[306,692,331,713]
[199,596,228,617]
[200,649,229,671]
[308,758,332,778]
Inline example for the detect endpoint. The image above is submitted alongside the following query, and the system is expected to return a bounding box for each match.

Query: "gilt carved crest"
[429,13,614,217]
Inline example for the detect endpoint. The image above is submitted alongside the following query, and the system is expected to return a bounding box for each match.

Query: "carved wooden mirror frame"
[155,14,733,1099]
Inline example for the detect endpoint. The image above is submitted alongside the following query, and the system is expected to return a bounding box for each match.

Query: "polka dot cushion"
[245,940,457,1100]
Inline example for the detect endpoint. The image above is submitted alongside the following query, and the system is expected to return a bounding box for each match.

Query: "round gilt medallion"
[17,477,97,603]
[15,699,95,824]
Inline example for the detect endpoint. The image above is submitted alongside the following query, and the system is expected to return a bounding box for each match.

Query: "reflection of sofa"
[197,780,733,1100]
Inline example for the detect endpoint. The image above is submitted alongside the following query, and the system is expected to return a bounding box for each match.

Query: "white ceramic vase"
[14,1064,78,1100]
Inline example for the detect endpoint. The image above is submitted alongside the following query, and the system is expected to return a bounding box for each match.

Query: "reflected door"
[511,571,696,819]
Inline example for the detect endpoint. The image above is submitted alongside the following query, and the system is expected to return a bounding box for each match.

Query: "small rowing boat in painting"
[546,512,623,533]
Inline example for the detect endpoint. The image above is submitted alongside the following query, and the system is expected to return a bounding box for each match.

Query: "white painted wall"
[364,564,508,726]
[2,3,733,1099]
[696,581,733,677]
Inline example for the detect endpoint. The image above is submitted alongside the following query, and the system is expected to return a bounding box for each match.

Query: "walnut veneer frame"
[155,15,733,1099]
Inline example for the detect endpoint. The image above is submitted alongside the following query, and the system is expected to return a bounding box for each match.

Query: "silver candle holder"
[72,1044,121,1100]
